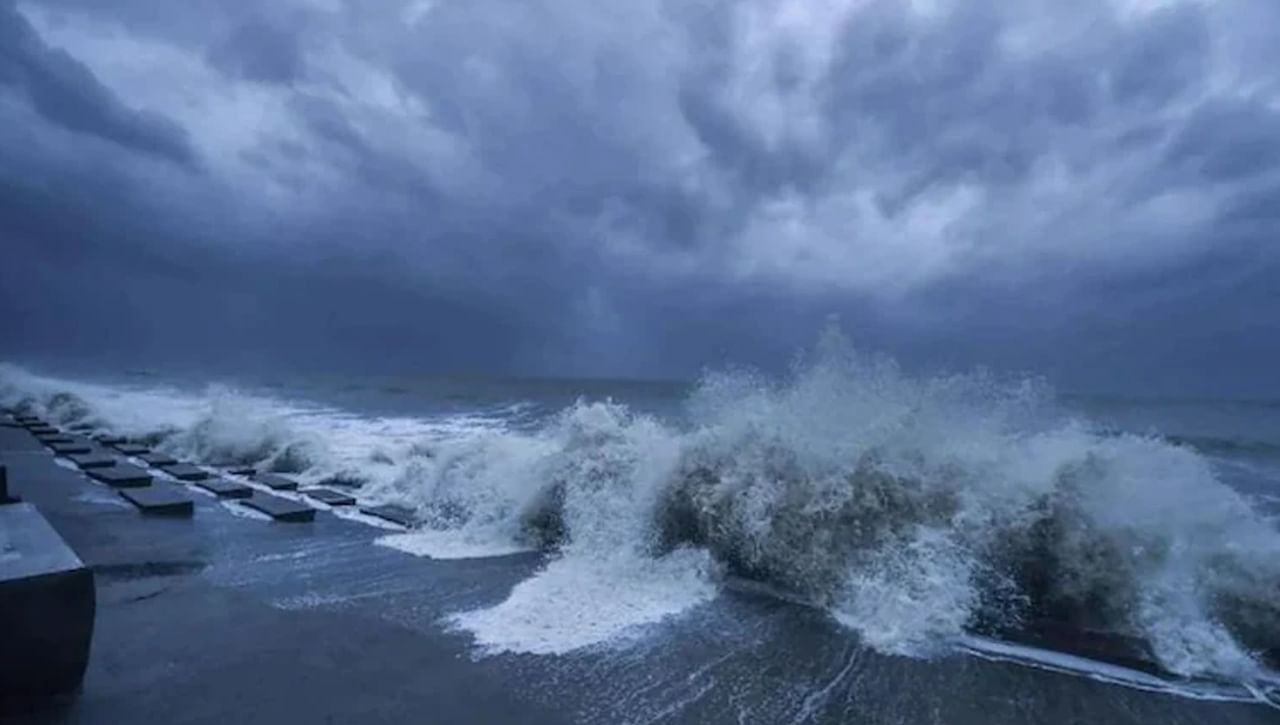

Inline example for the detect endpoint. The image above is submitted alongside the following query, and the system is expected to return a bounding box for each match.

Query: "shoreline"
[1,422,1277,723]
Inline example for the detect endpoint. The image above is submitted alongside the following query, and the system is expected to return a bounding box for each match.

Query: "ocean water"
[4,329,1279,707]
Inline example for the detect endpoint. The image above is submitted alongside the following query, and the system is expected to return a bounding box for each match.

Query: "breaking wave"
[0,363,509,491]
[3,327,1280,684]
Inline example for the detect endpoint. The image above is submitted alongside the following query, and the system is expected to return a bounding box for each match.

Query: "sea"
[3,330,1279,719]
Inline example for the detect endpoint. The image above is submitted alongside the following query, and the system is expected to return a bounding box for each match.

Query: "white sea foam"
[222,501,272,521]
[0,363,507,493]
[447,549,718,655]
[376,530,533,560]
[959,635,1276,704]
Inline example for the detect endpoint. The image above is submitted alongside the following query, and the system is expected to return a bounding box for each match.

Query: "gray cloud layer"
[0,3,194,165]
[1,0,1278,395]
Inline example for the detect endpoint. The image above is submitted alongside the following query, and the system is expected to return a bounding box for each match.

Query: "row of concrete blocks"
[10,413,420,527]
[0,411,419,711]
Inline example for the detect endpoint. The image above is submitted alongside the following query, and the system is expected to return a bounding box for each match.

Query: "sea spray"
[434,400,722,653]
[3,331,1279,680]
[655,329,1279,676]
[0,363,495,490]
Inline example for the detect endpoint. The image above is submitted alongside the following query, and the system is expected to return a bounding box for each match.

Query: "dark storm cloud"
[3,0,1280,394]
[0,1,193,165]
[1168,100,1280,183]
[208,19,304,85]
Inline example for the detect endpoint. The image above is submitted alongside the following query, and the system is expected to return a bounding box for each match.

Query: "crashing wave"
[3,329,1279,683]
[380,328,1280,680]
[0,363,481,490]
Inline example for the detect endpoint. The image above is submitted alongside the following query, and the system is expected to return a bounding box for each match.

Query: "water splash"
[3,329,1279,681]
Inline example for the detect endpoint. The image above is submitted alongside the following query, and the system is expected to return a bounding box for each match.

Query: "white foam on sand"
[376,530,533,560]
[959,635,1279,705]
[73,490,131,508]
[447,548,718,655]
[331,508,407,530]
[222,501,272,521]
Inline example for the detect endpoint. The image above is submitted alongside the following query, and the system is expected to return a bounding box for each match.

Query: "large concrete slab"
[252,473,299,491]
[359,504,418,528]
[222,465,257,476]
[68,452,119,470]
[28,425,59,436]
[302,488,357,506]
[94,434,128,446]
[119,486,194,517]
[35,433,75,444]
[113,443,151,456]
[159,463,209,481]
[195,477,253,499]
[0,503,95,708]
[241,494,315,522]
[50,440,94,455]
[88,464,153,488]
[139,452,178,466]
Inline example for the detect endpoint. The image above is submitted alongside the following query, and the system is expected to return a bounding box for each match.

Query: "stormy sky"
[1,0,1278,396]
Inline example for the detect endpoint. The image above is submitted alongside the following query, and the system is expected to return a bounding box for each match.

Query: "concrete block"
[139,452,178,466]
[302,488,357,506]
[0,503,95,705]
[242,494,315,522]
[195,478,253,499]
[119,486,194,517]
[93,434,127,445]
[113,443,151,456]
[0,464,15,505]
[28,425,58,436]
[88,464,152,488]
[360,504,417,528]
[68,452,118,470]
[35,433,74,444]
[50,440,93,456]
[252,473,299,491]
[222,465,257,476]
[158,463,208,481]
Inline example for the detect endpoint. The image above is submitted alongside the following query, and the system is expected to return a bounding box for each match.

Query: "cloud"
[208,19,304,85]
[2,0,1280,394]
[0,1,194,165]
